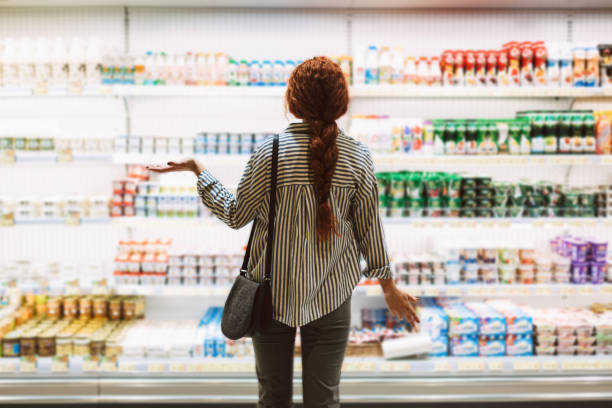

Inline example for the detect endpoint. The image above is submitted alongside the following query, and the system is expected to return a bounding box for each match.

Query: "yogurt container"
[571,262,589,284]
[588,239,608,261]
[589,261,607,284]
[518,264,535,284]
[568,238,589,262]
[499,264,516,284]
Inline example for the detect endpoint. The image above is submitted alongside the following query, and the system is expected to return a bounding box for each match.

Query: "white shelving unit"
[2,4,612,405]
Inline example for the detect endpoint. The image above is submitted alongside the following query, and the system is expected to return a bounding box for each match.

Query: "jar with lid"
[79,297,92,319]
[122,298,136,320]
[37,333,56,357]
[20,331,38,356]
[108,299,122,320]
[73,336,91,356]
[64,297,78,319]
[93,297,108,318]
[46,298,62,319]
[55,334,72,356]
[2,332,21,356]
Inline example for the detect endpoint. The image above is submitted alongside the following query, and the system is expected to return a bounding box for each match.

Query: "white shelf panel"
[2,85,611,99]
[0,356,611,377]
[2,0,612,8]
[112,153,250,167]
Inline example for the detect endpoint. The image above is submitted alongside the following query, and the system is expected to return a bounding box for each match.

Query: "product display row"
[0,196,110,223]
[356,42,612,88]
[393,234,611,286]
[351,109,611,155]
[376,171,611,218]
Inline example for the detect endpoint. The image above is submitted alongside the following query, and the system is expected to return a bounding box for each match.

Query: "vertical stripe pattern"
[197,122,392,327]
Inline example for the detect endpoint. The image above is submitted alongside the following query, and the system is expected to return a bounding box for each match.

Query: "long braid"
[286,57,349,241]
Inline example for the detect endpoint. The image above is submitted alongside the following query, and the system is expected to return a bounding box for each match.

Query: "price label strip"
[487,360,504,372]
[513,360,540,372]
[0,362,15,373]
[82,357,100,372]
[19,356,37,373]
[51,356,69,373]
[169,363,185,373]
[458,361,484,372]
[147,363,165,373]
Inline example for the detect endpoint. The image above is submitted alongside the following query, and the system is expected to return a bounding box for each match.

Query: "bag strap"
[240,134,279,281]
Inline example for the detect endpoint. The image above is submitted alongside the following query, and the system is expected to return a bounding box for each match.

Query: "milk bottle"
[378,47,392,85]
[51,38,68,87]
[34,38,51,90]
[365,46,379,85]
[85,38,102,87]
[391,47,405,85]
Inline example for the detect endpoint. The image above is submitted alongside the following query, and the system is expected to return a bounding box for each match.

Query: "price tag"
[513,360,540,371]
[578,286,593,296]
[536,286,551,296]
[434,360,451,372]
[413,221,426,229]
[65,213,81,226]
[423,287,439,297]
[600,285,612,295]
[147,363,165,373]
[57,150,73,163]
[19,356,37,373]
[467,287,484,297]
[101,358,118,372]
[541,360,558,371]
[458,361,484,372]
[583,360,598,370]
[481,221,494,228]
[600,156,612,165]
[169,363,185,373]
[561,361,583,371]
[430,221,444,228]
[365,286,382,297]
[342,361,361,372]
[0,150,15,164]
[51,356,69,373]
[381,361,411,372]
[445,287,462,296]
[83,359,99,372]
[405,287,422,297]
[560,286,575,296]
[599,360,612,370]
[185,363,202,373]
[499,287,513,296]
[516,287,529,296]
[532,220,545,228]
[487,360,504,372]
[118,362,134,373]
[0,362,15,373]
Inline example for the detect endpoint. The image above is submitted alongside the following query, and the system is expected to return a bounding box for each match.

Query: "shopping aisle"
[1,1,612,405]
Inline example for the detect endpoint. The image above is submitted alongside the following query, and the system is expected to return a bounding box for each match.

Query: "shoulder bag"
[221,134,278,340]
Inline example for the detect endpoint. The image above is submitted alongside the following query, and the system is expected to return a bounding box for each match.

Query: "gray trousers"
[252,298,351,408]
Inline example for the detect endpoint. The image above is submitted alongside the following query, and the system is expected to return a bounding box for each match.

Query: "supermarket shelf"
[114,153,612,168]
[2,85,612,99]
[1,152,113,165]
[11,283,607,297]
[0,357,611,404]
[355,283,612,298]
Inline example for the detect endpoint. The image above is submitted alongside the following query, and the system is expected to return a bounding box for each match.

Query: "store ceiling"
[0,0,611,8]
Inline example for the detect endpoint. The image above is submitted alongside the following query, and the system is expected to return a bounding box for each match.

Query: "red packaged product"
[533,41,547,86]
[441,50,454,86]
[486,50,498,86]
[476,50,487,86]
[520,41,534,85]
[504,41,521,86]
[497,49,509,86]
[464,50,476,86]
[453,50,465,86]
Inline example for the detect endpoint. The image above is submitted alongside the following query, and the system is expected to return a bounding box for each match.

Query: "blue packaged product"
[488,301,533,335]
[478,335,506,357]
[419,305,449,337]
[465,302,507,336]
[445,304,479,337]
[450,335,478,357]
[506,334,533,356]
[429,335,449,357]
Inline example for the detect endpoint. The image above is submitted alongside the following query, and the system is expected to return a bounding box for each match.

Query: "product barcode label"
[0,362,15,373]
[541,361,558,371]
[19,357,36,373]
[487,361,504,372]
[51,357,69,373]
[118,362,134,373]
[458,361,484,372]
[82,360,99,372]
[434,361,451,372]
[381,361,411,372]
[169,363,185,373]
[513,361,540,371]
[147,363,165,373]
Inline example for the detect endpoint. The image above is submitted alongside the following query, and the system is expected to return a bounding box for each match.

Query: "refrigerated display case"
[1,2,612,405]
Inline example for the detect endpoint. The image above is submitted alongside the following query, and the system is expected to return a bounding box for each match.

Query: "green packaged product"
[425,173,443,198]
[520,123,532,154]
[543,114,559,154]
[507,206,522,217]
[494,195,507,206]
[448,198,462,209]
[564,206,578,217]
[476,209,494,218]
[14,137,26,151]
[564,192,580,206]
[529,112,545,154]
[389,198,405,218]
[466,122,478,154]
[447,174,462,198]
[477,198,494,209]
[581,207,595,218]
[460,209,476,218]
[558,113,572,154]
[476,122,497,155]
[0,137,13,151]
[39,137,54,151]
[389,173,405,200]
[496,121,509,154]
[477,187,495,199]
[26,138,40,151]
[407,172,424,199]
[463,198,478,209]
[427,197,444,217]
[433,122,445,155]
[461,177,478,190]
[508,121,522,155]
[570,114,584,153]
[583,113,596,154]
[376,173,390,198]
[493,207,507,218]
[462,188,478,200]
[476,177,492,188]
[443,122,456,155]
[409,198,425,218]
[455,122,467,154]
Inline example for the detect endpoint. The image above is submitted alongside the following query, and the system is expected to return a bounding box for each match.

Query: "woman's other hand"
[379,279,420,331]
[146,159,204,177]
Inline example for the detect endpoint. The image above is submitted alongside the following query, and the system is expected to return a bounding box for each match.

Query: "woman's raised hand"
[146,159,204,176]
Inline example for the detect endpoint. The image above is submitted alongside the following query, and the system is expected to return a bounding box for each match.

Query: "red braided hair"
[285,57,349,241]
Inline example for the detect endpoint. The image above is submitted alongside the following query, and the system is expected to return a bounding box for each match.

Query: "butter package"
[488,300,533,335]
[450,335,478,357]
[465,302,507,336]
[506,334,533,356]
[479,334,506,357]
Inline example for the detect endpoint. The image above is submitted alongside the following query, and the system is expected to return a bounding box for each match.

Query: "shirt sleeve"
[350,145,392,279]
[196,142,271,230]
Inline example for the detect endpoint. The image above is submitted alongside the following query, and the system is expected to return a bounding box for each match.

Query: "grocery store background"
[1,0,612,407]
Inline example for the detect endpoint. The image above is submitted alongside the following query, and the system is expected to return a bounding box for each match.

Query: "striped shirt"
[197,122,392,327]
